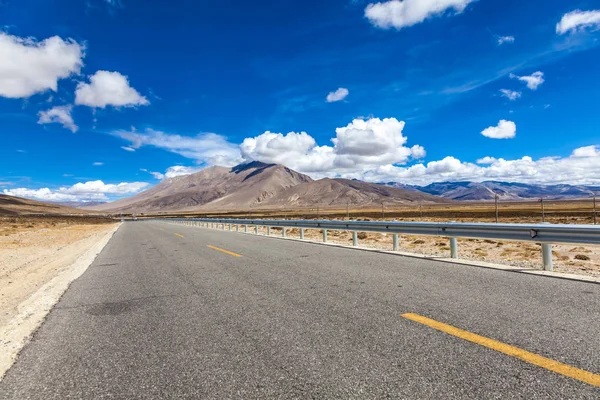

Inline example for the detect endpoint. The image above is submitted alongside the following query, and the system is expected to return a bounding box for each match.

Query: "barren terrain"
[0,217,117,327]
[0,194,87,216]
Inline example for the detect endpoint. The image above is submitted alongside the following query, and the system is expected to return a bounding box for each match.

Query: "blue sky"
[1,0,600,202]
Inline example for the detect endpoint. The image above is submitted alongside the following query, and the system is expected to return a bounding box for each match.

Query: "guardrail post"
[393,234,399,251]
[352,231,358,247]
[449,237,458,259]
[236,224,239,232]
[282,227,286,238]
[300,228,305,239]
[255,225,258,235]
[267,226,270,236]
[542,243,553,271]
[229,223,232,231]
[244,225,248,233]
[323,229,327,242]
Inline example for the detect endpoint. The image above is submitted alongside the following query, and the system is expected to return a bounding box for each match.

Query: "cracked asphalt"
[1,221,599,399]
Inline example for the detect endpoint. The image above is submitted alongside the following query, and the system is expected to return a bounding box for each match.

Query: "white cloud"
[481,120,516,139]
[0,33,84,98]
[164,166,205,179]
[140,168,165,180]
[326,87,349,102]
[93,162,104,166]
[111,128,242,166]
[37,105,78,132]
[572,145,600,158]
[75,70,149,108]
[497,35,515,45]
[241,117,425,174]
[365,0,475,30]
[358,145,600,186]
[3,180,149,202]
[476,156,497,165]
[510,71,544,90]
[499,89,521,101]
[557,9,600,35]
[121,146,136,152]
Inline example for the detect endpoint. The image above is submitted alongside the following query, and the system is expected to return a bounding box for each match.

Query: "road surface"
[1,221,599,398]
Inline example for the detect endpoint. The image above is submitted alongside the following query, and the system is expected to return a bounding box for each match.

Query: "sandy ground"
[238,225,600,278]
[0,219,119,378]
[0,221,117,327]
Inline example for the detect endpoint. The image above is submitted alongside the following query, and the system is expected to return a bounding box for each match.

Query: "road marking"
[207,245,242,258]
[401,313,600,388]
[174,233,184,238]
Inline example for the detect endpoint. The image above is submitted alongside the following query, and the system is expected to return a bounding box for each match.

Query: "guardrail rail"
[153,218,600,271]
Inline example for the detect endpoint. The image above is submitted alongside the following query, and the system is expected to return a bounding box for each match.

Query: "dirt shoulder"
[0,218,117,327]
[252,225,600,278]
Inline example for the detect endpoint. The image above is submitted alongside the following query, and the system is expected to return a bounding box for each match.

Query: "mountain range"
[5,162,598,215]
[0,194,86,216]
[382,181,600,201]
[89,161,446,213]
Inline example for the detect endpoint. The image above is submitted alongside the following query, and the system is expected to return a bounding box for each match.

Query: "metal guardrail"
[157,218,600,272]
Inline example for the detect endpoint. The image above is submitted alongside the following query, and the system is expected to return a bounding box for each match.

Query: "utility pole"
[317,206,320,220]
[419,202,423,220]
[539,197,545,223]
[594,195,597,225]
[381,202,385,220]
[494,193,499,223]
[346,201,350,220]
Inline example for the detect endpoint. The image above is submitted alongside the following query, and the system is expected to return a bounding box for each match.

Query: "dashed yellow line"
[174,233,184,238]
[401,313,600,388]
[207,245,242,258]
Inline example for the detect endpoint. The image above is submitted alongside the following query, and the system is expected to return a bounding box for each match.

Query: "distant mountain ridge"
[383,181,600,201]
[0,194,87,216]
[90,162,447,213]
[53,201,107,209]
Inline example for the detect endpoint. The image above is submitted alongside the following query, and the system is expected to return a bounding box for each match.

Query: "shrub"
[574,254,591,261]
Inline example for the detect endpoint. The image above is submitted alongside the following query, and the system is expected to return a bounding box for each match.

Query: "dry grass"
[168,199,600,225]
[239,221,600,278]
[0,216,114,237]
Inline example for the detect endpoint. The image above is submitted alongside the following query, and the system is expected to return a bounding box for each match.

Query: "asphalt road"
[1,221,599,399]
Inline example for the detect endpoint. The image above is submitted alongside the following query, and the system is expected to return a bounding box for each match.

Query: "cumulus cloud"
[3,180,149,202]
[499,89,521,101]
[572,145,600,158]
[75,70,149,108]
[556,9,600,35]
[481,120,516,139]
[241,117,425,174]
[37,105,78,132]
[0,33,84,98]
[326,87,349,102]
[140,168,165,180]
[357,145,600,186]
[111,128,242,166]
[365,0,475,30]
[164,166,206,179]
[510,71,545,90]
[497,35,515,45]
[476,156,497,165]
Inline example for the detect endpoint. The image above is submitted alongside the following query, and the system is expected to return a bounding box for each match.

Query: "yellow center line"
[401,313,600,388]
[207,245,242,258]
[174,233,185,238]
